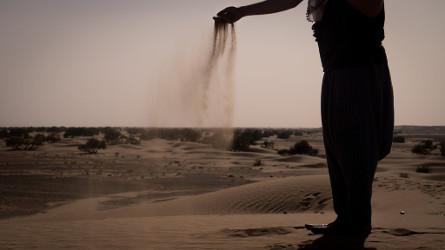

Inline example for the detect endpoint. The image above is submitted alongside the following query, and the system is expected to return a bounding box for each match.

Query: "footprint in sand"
[298,192,322,210]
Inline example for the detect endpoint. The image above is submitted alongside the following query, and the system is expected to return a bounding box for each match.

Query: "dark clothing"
[321,63,394,226]
[313,0,387,72]
[315,0,394,226]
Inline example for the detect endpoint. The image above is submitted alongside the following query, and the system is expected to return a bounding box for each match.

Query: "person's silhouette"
[215,0,394,237]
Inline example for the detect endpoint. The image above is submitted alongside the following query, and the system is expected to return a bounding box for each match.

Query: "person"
[215,0,394,237]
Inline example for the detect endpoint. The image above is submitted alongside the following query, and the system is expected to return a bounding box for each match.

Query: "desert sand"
[1,127,445,249]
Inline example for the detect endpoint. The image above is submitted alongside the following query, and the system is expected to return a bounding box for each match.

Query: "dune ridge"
[11,175,332,222]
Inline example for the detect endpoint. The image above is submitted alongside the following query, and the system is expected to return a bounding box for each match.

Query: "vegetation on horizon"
[1,128,60,150]
[5,136,42,151]
[411,140,441,155]
[64,127,100,138]
[393,136,406,143]
[78,138,107,154]
[1,127,323,153]
[230,129,262,151]
[277,140,319,156]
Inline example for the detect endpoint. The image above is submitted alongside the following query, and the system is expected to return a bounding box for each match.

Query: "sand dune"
[136,175,332,216]
[10,175,331,222]
[1,130,445,249]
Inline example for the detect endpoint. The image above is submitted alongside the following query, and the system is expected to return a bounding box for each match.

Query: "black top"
[312,0,387,72]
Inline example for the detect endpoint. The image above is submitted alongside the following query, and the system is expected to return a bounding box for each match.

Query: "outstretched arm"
[346,0,384,18]
[214,0,303,23]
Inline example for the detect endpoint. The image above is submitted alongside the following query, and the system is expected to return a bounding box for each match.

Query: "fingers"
[215,6,239,23]
[213,15,231,23]
[213,16,224,22]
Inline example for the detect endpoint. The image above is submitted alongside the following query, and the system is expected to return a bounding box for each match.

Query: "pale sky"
[1,0,444,128]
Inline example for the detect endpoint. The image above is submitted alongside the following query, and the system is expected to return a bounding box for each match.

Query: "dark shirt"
[312,0,387,72]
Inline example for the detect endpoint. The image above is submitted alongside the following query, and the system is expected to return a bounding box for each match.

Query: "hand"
[213,6,244,23]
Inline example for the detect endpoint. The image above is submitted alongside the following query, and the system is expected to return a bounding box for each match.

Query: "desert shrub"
[46,133,61,143]
[64,127,100,138]
[393,136,405,143]
[231,132,252,151]
[103,127,121,144]
[8,128,30,138]
[422,140,436,150]
[230,129,263,151]
[411,140,437,155]
[251,129,263,141]
[293,130,303,136]
[5,136,41,150]
[78,138,106,154]
[411,144,428,154]
[440,141,445,157]
[128,136,141,145]
[0,129,8,139]
[416,166,431,173]
[291,140,319,156]
[250,129,264,141]
[277,130,293,139]
[278,140,319,156]
[6,137,26,150]
[33,134,46,146]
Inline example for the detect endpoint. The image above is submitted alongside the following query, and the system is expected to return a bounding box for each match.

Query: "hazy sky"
[1,0,444,128]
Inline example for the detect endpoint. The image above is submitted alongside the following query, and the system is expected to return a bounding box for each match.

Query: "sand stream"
[150,22,236,134]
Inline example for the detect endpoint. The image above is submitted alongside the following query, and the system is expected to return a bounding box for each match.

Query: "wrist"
[237,6,249,18]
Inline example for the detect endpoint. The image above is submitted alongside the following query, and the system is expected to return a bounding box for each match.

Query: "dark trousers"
[321,63,394,226]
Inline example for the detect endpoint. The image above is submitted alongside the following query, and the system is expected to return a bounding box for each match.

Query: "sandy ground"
[1,129,445,249]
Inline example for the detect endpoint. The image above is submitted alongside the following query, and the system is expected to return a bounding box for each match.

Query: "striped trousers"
[321,62,394,226]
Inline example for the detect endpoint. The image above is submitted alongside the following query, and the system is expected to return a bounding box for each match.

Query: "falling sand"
[203,21,237,127]
[201,21,237,148]
[150,21,236,147]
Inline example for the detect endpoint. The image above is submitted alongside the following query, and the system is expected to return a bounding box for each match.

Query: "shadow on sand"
[297,234,376,250]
